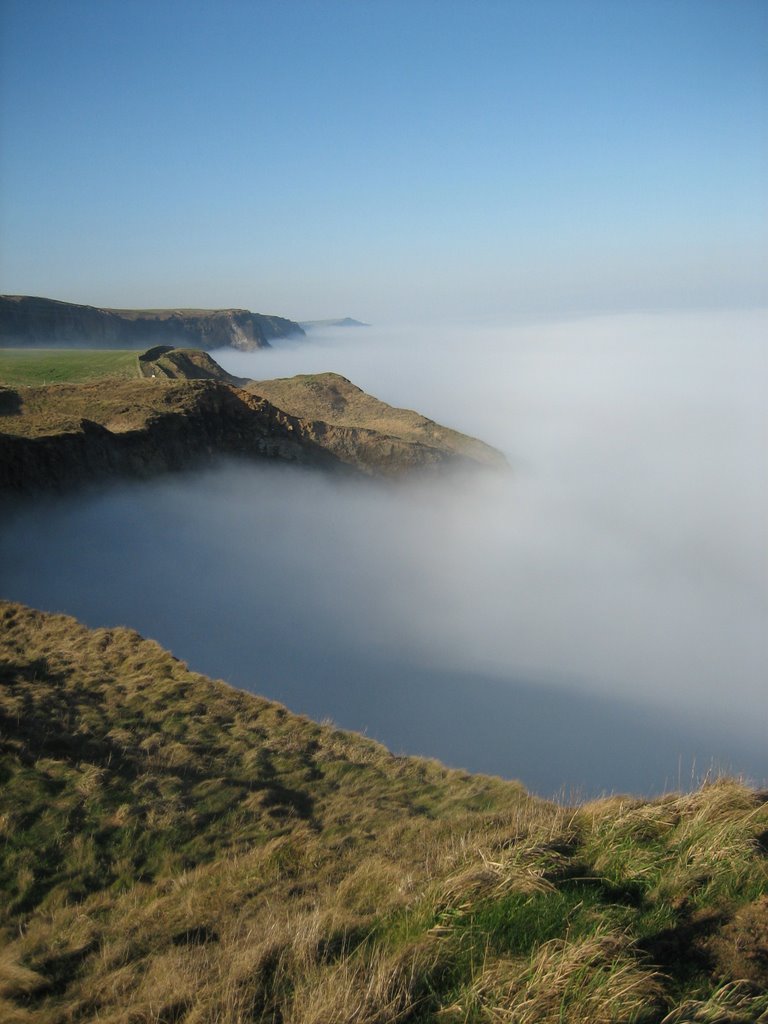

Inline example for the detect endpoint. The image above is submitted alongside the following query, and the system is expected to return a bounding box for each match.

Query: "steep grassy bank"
[1,601,766,1023]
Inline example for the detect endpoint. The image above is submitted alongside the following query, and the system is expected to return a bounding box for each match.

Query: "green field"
[0,348,141,386]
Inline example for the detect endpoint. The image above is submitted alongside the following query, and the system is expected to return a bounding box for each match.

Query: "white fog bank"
[217,309,768,720]
[1,309,765,795]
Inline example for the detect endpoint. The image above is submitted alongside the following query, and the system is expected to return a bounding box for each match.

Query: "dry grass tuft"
[0,946,45,998]
[659,981,768,1023]
[437,842,560,912]
[450,929,664,1024]
[287,939,442,1024]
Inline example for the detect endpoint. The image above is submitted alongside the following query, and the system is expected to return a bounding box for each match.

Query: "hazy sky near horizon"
[0,0,766,322]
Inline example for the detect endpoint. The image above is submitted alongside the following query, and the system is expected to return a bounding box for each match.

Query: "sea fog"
[1,310,766,797]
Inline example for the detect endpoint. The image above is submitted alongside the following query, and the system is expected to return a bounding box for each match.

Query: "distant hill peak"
[299,317,370,329]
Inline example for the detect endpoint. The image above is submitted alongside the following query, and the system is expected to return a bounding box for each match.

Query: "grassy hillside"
[1,601,766,1023]
[0,349,141,387]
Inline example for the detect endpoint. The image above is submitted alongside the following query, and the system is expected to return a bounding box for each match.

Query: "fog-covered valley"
[2,309,765,797]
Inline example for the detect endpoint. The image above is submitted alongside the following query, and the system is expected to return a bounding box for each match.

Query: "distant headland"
[0,294,305,352]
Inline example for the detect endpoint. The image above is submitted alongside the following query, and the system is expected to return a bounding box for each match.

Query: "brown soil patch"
[704,896,768,987]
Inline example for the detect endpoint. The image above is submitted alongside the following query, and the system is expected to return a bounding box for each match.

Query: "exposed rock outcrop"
[0,295,304,351]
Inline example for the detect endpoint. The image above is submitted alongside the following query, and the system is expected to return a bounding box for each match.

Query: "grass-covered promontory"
[0,348,506,492]
[1,601,766,1023]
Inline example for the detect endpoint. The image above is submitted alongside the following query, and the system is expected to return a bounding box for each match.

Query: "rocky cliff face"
[0,295,304,351]
[0,381,336,492]
[0,379,486,494]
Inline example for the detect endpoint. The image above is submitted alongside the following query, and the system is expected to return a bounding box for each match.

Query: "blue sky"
[0,0,765,322]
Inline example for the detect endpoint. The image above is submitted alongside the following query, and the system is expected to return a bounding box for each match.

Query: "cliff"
[0,295,304,351]
[0,379,336,492]
[0,349,505,492]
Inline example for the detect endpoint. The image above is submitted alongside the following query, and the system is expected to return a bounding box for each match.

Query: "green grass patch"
[0,348,141,386]
[458,882,629,955]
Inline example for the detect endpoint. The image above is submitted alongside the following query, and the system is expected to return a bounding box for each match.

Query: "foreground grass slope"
[1,601,766,1023]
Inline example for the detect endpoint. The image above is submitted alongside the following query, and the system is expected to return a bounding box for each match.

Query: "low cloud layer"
[2,309,766,795]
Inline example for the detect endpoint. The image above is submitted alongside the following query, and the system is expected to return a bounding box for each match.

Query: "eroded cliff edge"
[0,295,304,351]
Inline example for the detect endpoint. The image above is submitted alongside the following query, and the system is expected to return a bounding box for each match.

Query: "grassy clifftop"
[0,349,507,490]
[0,349,142,387]
[0,346,242,389]
[1,601,766,1023]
